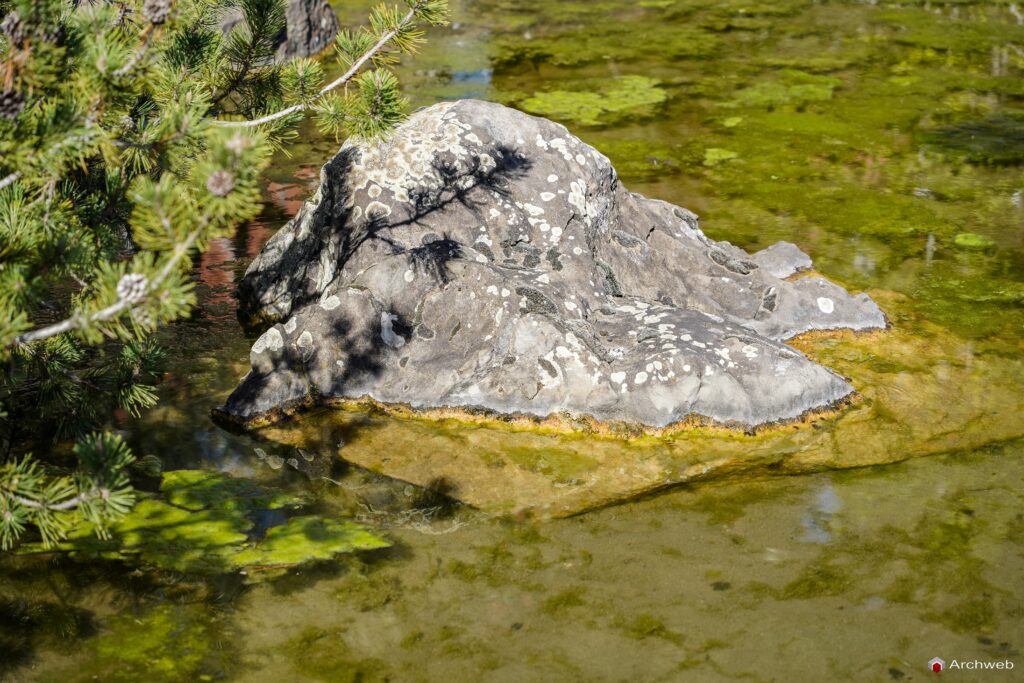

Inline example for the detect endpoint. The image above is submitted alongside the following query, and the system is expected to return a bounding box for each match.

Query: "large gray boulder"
[224,99,886,428]
[221,0,339,61]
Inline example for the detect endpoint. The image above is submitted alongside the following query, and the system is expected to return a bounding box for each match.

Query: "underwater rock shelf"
[223,99,885,429]
[255,301,1024,519]
[218,101,1024,519]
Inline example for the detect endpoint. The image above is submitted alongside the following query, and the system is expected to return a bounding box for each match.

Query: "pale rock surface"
[224,100,886,428]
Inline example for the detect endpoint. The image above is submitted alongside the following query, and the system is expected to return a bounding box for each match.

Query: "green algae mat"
[17,470,390,577]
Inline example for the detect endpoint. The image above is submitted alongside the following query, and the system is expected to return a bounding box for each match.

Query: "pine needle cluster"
[0,0,448,549]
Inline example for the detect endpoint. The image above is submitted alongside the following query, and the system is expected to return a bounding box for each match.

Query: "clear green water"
[3,0,1024,680]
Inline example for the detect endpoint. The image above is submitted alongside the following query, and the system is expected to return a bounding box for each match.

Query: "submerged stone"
[225,100,885,430]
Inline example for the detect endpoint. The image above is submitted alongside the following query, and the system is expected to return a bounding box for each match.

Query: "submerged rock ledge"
[223,100,885,429]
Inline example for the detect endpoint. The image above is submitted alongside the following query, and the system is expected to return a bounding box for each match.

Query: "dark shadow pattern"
[342,143,533,273]
[224,143,534,421]
[236,144,532,330]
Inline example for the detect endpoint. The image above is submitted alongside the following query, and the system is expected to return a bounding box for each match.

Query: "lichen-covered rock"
[225,100,885,428]
[221,0,339,61]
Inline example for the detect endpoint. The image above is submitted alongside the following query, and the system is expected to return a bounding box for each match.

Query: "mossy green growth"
[520,76,667,127]
[703,148,739,167]
[778,559,852,599]
[94,604,218,682]
[20,470,389,576]
[876,8,1024,55]
[899,507,1000,634]
[756,55,855,73]
[161,468,306,511]
[616,613,685,644]
[283,626,389,683]
[953,232,996,251]
[540,586,588,615]
[726,70,841,109]
[696,0,807,19]
[492,22,717,68]
[233,516,389,567]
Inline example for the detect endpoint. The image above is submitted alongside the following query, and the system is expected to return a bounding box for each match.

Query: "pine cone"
[116,273,149,304]
[142,0,172,25]
[0,90,25,120]
[1,12,27,43]
[206,170,235,197]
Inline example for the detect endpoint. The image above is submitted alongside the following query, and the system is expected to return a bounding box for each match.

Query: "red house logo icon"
[929,657,946,672]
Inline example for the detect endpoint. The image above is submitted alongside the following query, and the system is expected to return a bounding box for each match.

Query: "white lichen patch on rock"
[319,294,341,311]
[252,327,283,354]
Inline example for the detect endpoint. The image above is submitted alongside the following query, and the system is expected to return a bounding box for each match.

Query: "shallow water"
[3,0,1024,680]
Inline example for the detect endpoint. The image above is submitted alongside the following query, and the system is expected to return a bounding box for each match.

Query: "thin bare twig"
[113,25,155,77]
[0,172,20,192]
[10,491,94,512]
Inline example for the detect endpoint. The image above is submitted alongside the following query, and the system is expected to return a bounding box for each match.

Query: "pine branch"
[9,490,94,512]
[112,25,156,78]
[1,129,103,198]
[11,228,201,346]
[209,0,288,111]
[0,172,20,191]
[214,6,418,129]
[209,33,263,109]
[208,53,256,109]
[1,0,447,551]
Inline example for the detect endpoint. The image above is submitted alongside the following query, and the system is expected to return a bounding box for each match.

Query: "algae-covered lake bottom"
[4,0,1024,680]
[7,445,1024,681]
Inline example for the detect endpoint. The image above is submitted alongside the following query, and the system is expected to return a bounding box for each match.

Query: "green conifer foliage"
[0,0,448,549]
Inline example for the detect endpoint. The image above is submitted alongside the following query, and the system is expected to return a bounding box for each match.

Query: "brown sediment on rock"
[213,384,859,438]
[787,326,890,348]
[212,397,319,431]
[328,390,861,438]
